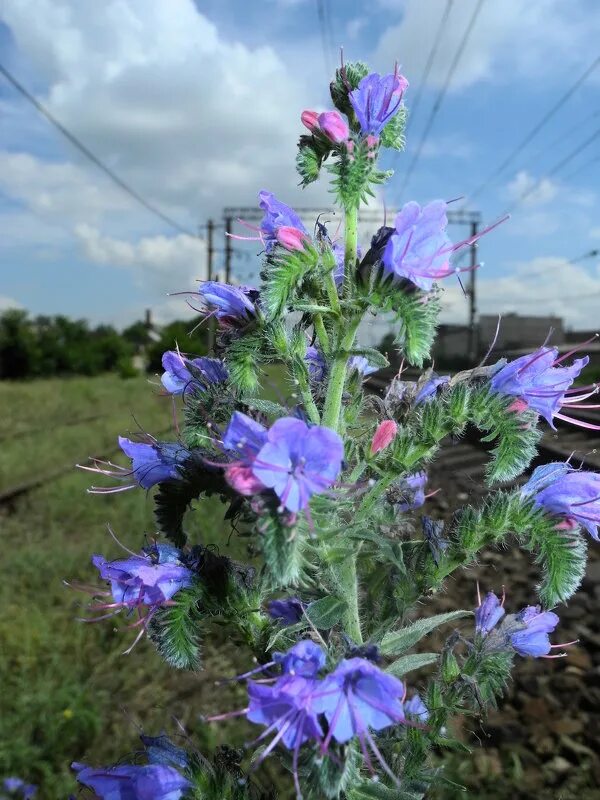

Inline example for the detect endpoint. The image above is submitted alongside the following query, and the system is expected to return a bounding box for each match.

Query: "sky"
[1,0,600,331]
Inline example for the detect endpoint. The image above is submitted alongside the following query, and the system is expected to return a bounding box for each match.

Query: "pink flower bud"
[318,111,350,144]
[370,420,398,455]
[345,139,355,155]
[225,465,264,496]
[301,110,319,132]
[276,225,309,252]
[507,398,529,414]
[556,518,578,531]
[365,134,379,158]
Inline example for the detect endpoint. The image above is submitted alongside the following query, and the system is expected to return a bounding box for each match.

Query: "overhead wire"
[503,123,600,213]
[0,62,198,238]
[403,0,454,137]
[396,0,486,199]
[316,0,333,79]
[463,54,600,205]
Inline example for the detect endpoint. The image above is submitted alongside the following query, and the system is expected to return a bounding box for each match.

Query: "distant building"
[479,313,564,353]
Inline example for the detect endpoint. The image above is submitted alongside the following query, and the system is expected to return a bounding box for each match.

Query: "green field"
[0,375,273,798]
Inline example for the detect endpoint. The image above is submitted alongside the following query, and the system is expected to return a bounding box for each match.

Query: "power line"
[504,123,600,213]
[0,62,198,238]
[464,54,600,205]
[316,0,333,79]
[397,0,485,199]
[508,249,599,281]
[404,0,454,137]
[562,151,600,183]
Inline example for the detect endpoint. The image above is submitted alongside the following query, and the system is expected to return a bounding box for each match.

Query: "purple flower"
[349,70,408,136]
[268,597,306,626]
[414,373,450,405]
[475,590,506,636]
[305,346,327,382]
[273,640,326,678]
[197,282,259,328]
[490,346,589,428]
[161,350,228,396]
[2,779,36,799]
[333,243,345,288]
[313,657,406,779]
[252,418,344,512]
[509,606,560,658]
[318,110,350,144]
[118,437,187,490]
[348,356,378,376]
[222,411,268,497]
[72,762,191,800]
[404,693,429,722]
[81,437,189,494]
[381,201,504,292]
[521,462,600,540]
[392,471,428,512]
[92,552,193,609]
[259,191,307,253]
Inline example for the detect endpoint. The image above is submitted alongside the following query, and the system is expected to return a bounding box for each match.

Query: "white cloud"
[506,170,558,207]
[75,224,206,294]
[0,295,23,311]
[374,0,600,91]
[420,134,473,160]
[439,256,600,329]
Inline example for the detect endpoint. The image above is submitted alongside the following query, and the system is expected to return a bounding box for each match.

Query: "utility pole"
[467,220,478,363]
[205,219,215,352]
[224,216,233,283]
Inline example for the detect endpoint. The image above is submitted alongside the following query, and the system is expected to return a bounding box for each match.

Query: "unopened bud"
[318,110,350,144]
[301,109,319,132]
[370,420,398,455]
[276,226,309,252]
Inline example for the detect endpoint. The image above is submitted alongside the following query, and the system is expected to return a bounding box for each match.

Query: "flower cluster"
[222,411,344,513]
[474,588,572,658]
[0,779,36,799]
[209,641,426,794]
[73,762,191,800]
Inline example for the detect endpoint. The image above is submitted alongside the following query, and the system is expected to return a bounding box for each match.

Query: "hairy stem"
[322,205,361,431]
[329,553,362,644]
[313,313,330,354]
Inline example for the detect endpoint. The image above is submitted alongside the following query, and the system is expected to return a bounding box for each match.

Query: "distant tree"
[146,319,208,373]
[0,309,38,379]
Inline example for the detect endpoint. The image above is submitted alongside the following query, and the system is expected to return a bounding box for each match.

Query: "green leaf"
[385,652,439,677]
[306,596,348,629]
[263,247,319,321]
[380,611,472,656]
[148,583,203,671]
[244,398,288,419]
[259,509,305,586]
[348,783,423,800]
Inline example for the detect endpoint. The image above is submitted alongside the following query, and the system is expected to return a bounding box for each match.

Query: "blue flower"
[2,779,36,799]
[118,437,188,490]
[404,693,429,722]
[197,282,259,328]
[252,417,344,512]
[259,190,307,253]
[414,373,450,405]
[509,606,560,658]
[92,551,193,609]
[521,462,600,540]
[348,356,378,376]
[161,350,228,396]
[349,71,408,136]
[381,201,504,292]
[490,346,589,428]
[273,640,326,678]
[475,591,506,636]
[305,346,327,382]
[268,597,306,626]
[393,471,428,512]
[72,762,191,800]
[222,411,269,498]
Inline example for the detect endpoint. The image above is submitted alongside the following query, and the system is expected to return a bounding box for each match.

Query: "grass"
[0,374,283,798]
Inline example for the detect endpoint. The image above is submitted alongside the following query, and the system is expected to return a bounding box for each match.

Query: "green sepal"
[380,106,407,151]
[262,245,319,321]
[470,386,542,483]
[225,331,265,394]
[305,595,348,629]
[148,581,203,671]
[257,506,306,586]
[328,142,391,210]
[330,61,369,119]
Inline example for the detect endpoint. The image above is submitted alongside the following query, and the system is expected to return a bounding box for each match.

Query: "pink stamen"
[553,413,600,430]
[554,334,598,365]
